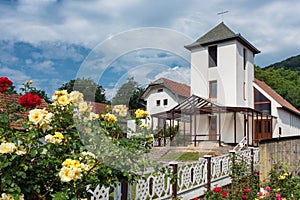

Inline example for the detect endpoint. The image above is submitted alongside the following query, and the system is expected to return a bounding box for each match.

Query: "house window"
[208,45,217,67]
[254,88,271,114]
[157,89,163,92]
[163,99,168,106]
[156,100,160,106]
[209,81,217,98]
[243,48,247,70]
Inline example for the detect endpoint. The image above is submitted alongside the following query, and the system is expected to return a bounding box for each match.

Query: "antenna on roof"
[217,10,229,22]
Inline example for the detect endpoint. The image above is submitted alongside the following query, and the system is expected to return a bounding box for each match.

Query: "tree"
[111,77,146,110]
[255,65,300,110]
[59,78,108,103]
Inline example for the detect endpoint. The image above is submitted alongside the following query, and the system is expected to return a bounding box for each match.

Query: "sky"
[1,0,300,100]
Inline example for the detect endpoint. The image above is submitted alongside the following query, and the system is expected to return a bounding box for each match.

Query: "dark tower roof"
[185,22,260,54]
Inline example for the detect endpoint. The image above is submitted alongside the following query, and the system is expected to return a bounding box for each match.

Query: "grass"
[160,151,216,161]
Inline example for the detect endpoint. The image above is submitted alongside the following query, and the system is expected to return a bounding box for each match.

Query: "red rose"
[241,194,247,199]
[213,187,222,192]
[244,188,250,193]
[221,190,227,198]
[0,77,13,93]
[194,198,199,200]
[18,93,42,109]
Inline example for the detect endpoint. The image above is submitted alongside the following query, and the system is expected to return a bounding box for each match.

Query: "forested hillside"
[254,54,300,110]
[265,54,300,73]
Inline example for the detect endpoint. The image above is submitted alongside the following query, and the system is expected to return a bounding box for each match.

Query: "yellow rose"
[78,102,89,113]
[59,166,74,182]
[113,105,128,117]
[140,123,149,128]
[0,142,17,154]
[69,91,84,106]
[54,132,64,139]
[28,109,43,124]
[58,95,70,106]
[62,159,72,167]
[102,113,117,123]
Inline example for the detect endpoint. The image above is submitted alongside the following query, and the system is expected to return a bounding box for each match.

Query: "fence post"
[250,147,254,174]
[121,180,128,200]
[204,155,212,191]
[158,137,161,147]
[170,162,178,199]
[229,150,236,190]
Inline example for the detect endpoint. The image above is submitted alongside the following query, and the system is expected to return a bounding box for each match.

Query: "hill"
[254,54,300,111]
[265,54,300,74]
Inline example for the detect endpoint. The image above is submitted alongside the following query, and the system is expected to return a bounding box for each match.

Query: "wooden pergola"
[151,95,276,147]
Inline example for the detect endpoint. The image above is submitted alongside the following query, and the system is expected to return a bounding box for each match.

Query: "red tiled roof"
[0,93,49,129]
[87,101,110,114]
[142,78,190,99]
[254,78,300,115]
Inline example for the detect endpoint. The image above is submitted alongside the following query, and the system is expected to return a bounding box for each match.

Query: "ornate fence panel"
[210,154,231,188]
[176,159,208,199]
[87,147,260,200]
[131,168,173,200]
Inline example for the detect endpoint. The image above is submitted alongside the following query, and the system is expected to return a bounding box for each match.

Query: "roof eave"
[279,106,300,117]
[185,35,260,54]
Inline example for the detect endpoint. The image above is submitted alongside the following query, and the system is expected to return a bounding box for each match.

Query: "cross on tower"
[217,10,229,22]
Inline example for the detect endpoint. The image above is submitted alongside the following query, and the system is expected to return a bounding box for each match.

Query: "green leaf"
[51,192,69,200]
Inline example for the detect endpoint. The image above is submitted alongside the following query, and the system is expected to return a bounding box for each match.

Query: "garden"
[0,76,300,200]
[0,77,153,199]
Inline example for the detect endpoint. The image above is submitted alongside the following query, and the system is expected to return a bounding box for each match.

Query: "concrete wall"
[259,136,300,179]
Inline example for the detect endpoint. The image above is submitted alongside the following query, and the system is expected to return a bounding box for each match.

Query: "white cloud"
[30,60,56,72]
[0,67,30,89]
[0,0,300,71]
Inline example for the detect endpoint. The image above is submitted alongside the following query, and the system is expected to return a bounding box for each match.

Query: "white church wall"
[276,109,300,137]
[190,47,208,98]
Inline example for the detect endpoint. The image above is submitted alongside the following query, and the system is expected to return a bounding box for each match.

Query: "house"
[0,93,49,130]
[140,78,190,130]
[149,22,300,147]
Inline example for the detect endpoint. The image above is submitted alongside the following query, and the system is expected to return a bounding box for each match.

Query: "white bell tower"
[185,22,260,108]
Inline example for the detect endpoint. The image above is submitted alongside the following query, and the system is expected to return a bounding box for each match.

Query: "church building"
[145,22,300,146]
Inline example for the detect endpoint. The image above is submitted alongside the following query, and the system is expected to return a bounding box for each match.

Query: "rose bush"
[204,154,300,200]
[0,77,154,199]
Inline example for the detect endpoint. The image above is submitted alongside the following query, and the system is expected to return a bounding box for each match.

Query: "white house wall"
[144,87,181,130]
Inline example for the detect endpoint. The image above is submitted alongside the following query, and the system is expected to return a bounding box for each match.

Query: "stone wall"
[259,136,300,179]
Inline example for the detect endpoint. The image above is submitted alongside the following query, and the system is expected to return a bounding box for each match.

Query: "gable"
[253,78,300,116]
[141,78,190,100]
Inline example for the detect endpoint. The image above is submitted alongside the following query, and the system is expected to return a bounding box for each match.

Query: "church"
[142,22,300,147]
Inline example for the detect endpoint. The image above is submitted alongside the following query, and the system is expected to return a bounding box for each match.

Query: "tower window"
[163,99,168,106]
[208,45,217,67]
[209,81,217,98]
[243,82,246,100]
[243,48,247,70]
[157,88,163,92]
[156,100,160,106]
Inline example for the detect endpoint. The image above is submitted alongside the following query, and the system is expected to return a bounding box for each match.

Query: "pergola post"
[218,110,221,146]
[193,111,197,147]
[234,112,237,144]
[247,111,249,146]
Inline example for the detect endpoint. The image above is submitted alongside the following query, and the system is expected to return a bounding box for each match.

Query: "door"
[209,116,217,140]
[254,119,272,142]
